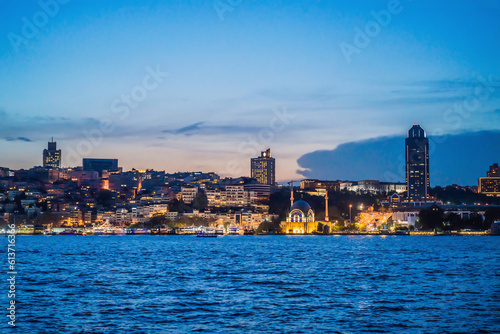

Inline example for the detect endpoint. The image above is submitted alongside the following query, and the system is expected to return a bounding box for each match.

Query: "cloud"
[297,130,500,186]
[0,113,103,142]
[162,122,205,135]
[162,122,262,137]
[4,137,33,142]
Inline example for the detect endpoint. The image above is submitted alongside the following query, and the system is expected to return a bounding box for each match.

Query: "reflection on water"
[4,235,499,333]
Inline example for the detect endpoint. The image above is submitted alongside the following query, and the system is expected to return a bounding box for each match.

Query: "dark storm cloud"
[297,131,500,186]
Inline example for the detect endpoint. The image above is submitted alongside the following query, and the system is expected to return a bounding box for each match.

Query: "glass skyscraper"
[405,125,429,201]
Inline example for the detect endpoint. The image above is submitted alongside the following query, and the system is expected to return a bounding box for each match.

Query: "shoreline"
[4,231,495,237]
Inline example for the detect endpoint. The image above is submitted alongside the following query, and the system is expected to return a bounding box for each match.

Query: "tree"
[193,190,208,210]
[317,222,324,233]
[418,204,444,230]
[444,212,461,230]
[256,219,282,234]
[169,198,190,213]
[96,190,113,208]
[177,216,208,227]
[485,207,500,227]
[148,213,167,228]
[35,212,61,227]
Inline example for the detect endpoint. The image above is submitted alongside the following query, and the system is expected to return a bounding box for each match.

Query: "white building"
[181,187,198,204]
[340,180,406,194]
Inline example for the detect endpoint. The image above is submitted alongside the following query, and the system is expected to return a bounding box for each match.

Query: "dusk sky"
[1,0,499,184]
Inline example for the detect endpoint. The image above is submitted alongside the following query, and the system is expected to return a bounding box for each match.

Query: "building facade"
[43,139,61,169]
[300,179,340,191]
[251,148,275,185]
[479,163,500,197]
[340,180,406,194]
[83,158,119,175]
[405,125,430,200]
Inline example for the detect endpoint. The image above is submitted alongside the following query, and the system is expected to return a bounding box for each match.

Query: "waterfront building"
[281,186,332,234]
[251,148,276,185]
[405,125,430,200]
[478,163,500,197]
[43,138,62,169]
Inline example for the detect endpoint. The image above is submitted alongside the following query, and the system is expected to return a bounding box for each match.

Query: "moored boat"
[197,231,218,238]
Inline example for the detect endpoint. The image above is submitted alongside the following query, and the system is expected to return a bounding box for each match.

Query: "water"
[2,235,499,333]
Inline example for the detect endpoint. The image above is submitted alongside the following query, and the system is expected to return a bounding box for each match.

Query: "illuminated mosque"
[281,185,333,234]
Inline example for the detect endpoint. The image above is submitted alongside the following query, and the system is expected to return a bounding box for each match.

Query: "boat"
[197,232,218,238]
[134,228,150,235]
[112,228,126,235]
[57,229,75,235]
[243,228,255,235]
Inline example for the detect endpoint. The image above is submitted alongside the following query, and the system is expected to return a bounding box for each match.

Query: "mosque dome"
[290,200,312,213]
[288,200,315,223]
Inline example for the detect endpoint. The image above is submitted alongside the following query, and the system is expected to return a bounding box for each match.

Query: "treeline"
[429,186,500,205]
[418,205,500,231]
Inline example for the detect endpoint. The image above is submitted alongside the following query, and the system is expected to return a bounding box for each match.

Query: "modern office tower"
[479,163,500,197]
[251,148,276,185]
[83,158,119,175]
[405,125,430,201]
[43,138,62,169]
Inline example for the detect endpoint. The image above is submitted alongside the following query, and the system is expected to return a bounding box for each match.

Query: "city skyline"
[0,127,499,188]
[1,1,500,183]
[2,2,500,333]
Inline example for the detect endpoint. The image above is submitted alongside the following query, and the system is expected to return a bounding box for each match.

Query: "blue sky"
[0,0,499,184]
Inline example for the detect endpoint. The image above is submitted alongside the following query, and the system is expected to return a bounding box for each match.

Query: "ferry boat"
[134,228,150,235]
[226,226,240,235]
[112,228,126,235]
[57,229,75,235]
[196,231,218,238]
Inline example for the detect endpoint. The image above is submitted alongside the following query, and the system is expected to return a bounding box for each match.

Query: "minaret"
[325,192,329,222]
[290,181,294,207]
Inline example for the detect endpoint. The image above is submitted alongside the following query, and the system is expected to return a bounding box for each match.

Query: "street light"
[349,204,352,226]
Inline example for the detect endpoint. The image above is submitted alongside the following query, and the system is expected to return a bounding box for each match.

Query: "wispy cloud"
[162,122,205,135]
[4,137,33,142]
[162,122,262,137]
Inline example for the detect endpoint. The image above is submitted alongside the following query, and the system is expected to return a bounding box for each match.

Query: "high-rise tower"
[405,125,429,201]
[43,138,61,169]
[251,148,276,185]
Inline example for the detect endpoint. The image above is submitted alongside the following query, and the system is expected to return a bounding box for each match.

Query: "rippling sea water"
[2,235,499,333]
